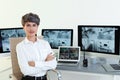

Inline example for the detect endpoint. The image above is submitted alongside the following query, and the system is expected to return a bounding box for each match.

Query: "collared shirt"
[16,37,57,77]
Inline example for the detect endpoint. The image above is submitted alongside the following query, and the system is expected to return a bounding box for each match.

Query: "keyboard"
[58,61,78,64]
[110,64,120,70]
[57,61,79,66]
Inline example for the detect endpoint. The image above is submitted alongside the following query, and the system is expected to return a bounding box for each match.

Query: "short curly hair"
[21,13,40,26]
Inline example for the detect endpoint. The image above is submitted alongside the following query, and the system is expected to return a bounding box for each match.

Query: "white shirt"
[16,37,57,77]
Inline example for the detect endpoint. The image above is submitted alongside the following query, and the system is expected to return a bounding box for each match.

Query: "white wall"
[0,0,120,57]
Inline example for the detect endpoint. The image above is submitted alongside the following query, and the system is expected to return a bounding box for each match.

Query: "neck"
[27,36,37,43]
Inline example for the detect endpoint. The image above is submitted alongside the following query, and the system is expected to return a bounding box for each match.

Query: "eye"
[26,24,31,27]
[33,24,37,27]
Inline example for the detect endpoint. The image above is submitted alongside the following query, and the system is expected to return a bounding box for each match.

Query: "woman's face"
[23,22,38,37]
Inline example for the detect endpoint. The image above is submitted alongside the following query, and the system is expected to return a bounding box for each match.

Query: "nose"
[29,26,35,30]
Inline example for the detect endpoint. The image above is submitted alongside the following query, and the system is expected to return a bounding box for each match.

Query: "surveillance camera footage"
[0,28,25,53]
[42,29,73,49]
[78,25,120,55]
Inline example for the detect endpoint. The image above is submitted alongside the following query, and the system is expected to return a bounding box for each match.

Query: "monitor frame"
[41,29,73,49]
[78,25,120,55]
[0,27,25,53]
[58,46,80,62]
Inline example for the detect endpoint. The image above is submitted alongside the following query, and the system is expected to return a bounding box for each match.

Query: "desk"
[57,56,120,80]
[0,56,12,80]
[0,56,11,72]
[57,63,120,75]
[57,64,120,80]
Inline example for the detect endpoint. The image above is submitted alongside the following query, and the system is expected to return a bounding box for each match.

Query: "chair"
[9,37,62,80]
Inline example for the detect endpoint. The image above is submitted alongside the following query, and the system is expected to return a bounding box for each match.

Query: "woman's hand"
[28,61,35,67]
[45,53,55,61]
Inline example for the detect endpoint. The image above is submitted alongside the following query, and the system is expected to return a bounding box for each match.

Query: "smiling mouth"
[29,32,35,34]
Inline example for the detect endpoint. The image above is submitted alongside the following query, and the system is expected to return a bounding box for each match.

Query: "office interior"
[0,0,120,80]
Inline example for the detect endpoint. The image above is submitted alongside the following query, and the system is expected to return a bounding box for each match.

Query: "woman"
[16,13,57,80]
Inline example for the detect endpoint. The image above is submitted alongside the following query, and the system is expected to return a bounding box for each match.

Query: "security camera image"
[42,29,73,49]
[0,37,2,52]
[81,27,116,53]
[59,47,79,60]
[0,28,25,53]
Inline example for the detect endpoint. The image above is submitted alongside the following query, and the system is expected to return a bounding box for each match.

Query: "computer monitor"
[58,46,80,62]
[78,25,120,55]
[41,29,73,49]
[0,27,25,53]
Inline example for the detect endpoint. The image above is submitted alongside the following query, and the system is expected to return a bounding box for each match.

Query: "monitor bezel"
[78,25,120,55]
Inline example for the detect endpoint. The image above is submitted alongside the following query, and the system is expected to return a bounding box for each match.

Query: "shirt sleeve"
[35,57,57,70]
[16,44,42,76]
[35,40,57,70]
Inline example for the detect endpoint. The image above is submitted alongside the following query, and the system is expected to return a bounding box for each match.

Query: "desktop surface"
[57,56,120,75]
[0,56,12,72]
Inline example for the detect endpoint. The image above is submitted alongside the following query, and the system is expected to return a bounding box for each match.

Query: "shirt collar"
[24,37,40,44]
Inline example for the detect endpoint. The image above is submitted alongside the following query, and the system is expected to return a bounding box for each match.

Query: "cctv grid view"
[59,47,79,60]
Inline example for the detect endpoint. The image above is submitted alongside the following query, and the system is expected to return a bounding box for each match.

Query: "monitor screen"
[42,29,73,49]
[58,46,80,62]
[0,27,25,53]
[78,25,120,55]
